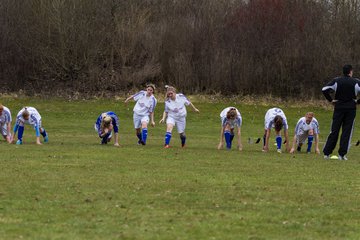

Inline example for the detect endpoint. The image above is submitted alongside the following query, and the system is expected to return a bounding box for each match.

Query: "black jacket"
[322,76,360,109]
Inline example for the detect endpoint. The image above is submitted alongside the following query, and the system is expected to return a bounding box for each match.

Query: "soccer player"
[125,84,157,145]
[0,104,12,143]
[159,86,199,148]
[217,107,242,151]
[94,111,120,146]
[13,107,48,145]
[322,64,360,160]
[262,107,289,153]
[289,112,320,154]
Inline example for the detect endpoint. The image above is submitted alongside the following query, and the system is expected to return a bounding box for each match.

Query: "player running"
[0,104,13,143]
[217,107,242,151]
[13,107,48,145]
[125,84,157,145]
[94,111,120,146]
[159,86,199,148]
[290,112,320,154]
[262,107,289,153]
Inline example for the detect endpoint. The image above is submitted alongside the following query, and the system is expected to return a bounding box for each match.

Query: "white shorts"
[167,116,186,133]
[1,124,11,137]
[221,117,239,129]
[296,132,309,144]
[133,113,149,129]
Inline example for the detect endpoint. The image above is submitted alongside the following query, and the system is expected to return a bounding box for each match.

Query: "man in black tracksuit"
[322,64,360,160]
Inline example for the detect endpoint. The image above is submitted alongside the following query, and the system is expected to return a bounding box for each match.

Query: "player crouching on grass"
[95,112,119,147]
[159,86,200,148]
[0,104,13,144]
[290,112,320,154]
[124,84,157,145]
[13,107,48,145]
[217,107,242,151]
[262,107,289,153]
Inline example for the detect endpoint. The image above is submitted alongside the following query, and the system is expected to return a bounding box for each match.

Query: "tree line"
[1,0,360,98]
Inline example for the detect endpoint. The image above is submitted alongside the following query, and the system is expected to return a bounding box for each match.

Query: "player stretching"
[290,112,320,154]
[13,107,48,145]
[159,86,199,148]
[218,107,242,151]
[0,104,13,143]
[263,107,289,153]
[125,84,157,145]
[94,112,120,146]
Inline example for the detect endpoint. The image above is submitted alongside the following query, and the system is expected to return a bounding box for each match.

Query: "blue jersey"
[95,111,119,134]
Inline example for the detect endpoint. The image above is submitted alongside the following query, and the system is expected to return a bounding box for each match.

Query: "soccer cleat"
[277,149,282,153]
[297,146,301,152]
[255,138,261,144]
[339,155,348,161]
[16,140,22,145]
[323,155,330,160]
[356,140,360,146]
[137,140,145,145]
[44,135,49,143]
[164,144,170,149]
[181,144,186,148]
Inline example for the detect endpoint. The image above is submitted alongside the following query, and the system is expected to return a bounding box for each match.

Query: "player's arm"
[150,112,155,127]
[124,94,135,103]
[263,129,271,152]
[159,111,167,124]
[284,129,290,152]
[289,134,297,154]
[217,126,225,150]
[314,133,320,154]
[6,122,12,143]
[189,102,199,113]
[237,126,242,151]
[322,79,336,103]
[35,124,42,145]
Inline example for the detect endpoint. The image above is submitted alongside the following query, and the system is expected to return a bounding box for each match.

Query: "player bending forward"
[13,107,48,145]
[95,112,120,146]
[290,112,320,154]
[217,107,242,151]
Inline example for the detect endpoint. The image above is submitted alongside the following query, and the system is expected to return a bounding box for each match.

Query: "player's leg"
[133,113,142,144]
[306,130,313,153]
[224,124,232,149]
[39,121,48,143]
[177,117,186,147]
[17,122,25,145]
[164,117,175,148]
[141,116,150,145]
[275,130,282,151]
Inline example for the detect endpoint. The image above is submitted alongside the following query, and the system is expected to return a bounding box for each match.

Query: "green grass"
[0,98,360,239]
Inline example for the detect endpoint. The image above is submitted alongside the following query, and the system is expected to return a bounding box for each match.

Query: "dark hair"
[343,64,353,76]
[274,115,283,132]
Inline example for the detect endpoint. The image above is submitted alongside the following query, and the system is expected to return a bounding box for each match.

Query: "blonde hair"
[101,115,112,130]
[0,104,3,111]
[165,85,176,100]
[22,107,30,119]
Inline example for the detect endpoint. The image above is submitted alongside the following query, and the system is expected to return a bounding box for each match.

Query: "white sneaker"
[277,149,282,153]
[324,155,330,160]
[339,155,348,161]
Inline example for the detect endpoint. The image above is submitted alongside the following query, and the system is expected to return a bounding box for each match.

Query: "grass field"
[1,97,360,239]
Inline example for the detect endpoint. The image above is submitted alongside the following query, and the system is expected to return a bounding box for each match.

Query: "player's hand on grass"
[151,121,155,127]
[238,144,243,151]
[315,148,320,154]
[159,118,165,124]
[290,147,295,154]
[262,146,269,152]
[217,142,223,150]
[114,142,120,147]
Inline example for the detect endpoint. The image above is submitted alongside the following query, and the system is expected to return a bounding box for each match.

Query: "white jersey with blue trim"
[264,107,288,130]
[165,93,191,118]
[220,107,242,127]
[0,106,12,125]
[16,107,41,127]
[133,90,157,116]
[294,117,319,136]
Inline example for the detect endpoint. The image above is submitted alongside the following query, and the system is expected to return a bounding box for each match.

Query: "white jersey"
[165,93,191,119]
[264,107,288,130]
[16,107,42,127]
[0,106,12,125]
[220,107,242,128]
[294,117,319,136]
[133,91,157,116]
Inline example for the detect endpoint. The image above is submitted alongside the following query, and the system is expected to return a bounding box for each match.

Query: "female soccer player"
[262,107,289,153]
[159,86,199,148]
[289,112,320,154]
[125,84,157,145]
[13,106,48,145]
[218,107,242,151]
[94,111,120,146]
[0,104,13,143]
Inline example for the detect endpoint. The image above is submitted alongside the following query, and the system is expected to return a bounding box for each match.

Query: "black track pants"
[323,109,356,156]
